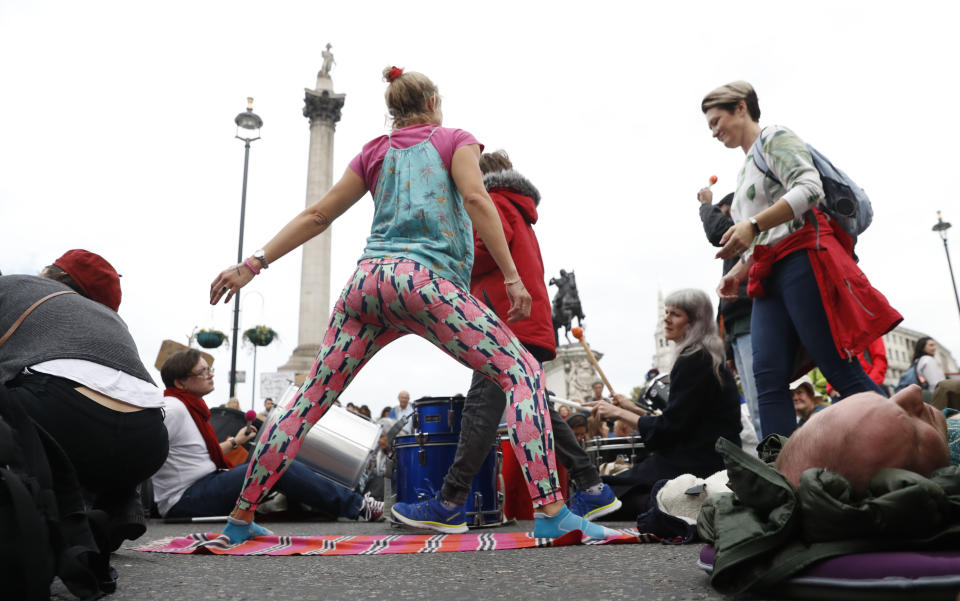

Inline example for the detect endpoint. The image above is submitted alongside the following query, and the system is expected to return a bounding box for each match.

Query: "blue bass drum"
[393,432,502,528]
[412,395,465,434]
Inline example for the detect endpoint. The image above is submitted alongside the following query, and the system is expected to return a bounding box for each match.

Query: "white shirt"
[151,398,218,516]
[390,404,414,434]
[31,358,164,408]
[917,355,946,393]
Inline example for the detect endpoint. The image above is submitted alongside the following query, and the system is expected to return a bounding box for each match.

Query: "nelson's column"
[279,44,344,378]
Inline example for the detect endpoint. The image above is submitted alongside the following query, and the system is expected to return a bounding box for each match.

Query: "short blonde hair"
[382,66,440,129]
[479,150,512,174]
[701,81,761,122]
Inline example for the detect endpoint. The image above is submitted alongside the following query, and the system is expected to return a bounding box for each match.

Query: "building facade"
[882,326,958,389]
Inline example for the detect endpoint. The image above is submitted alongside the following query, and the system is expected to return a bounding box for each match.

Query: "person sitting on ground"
[0,249,168,550]
[791,375,828,427]
[914,336,946,396]
[567,413,589,445]
[152,349,382,522]
[256,397,274,422]
[776,384,951,496]
[364,429,392,501]
[586,289,742,519]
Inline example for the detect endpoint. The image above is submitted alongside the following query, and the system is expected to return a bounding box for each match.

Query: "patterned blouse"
[731,125,824,261]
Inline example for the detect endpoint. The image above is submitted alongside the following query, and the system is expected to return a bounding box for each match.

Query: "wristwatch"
[749,216,761,235]
[228,437,238,449]
[252,249,269,269]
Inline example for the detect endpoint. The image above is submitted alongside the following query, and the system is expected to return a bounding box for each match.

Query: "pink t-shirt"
[348,124,483,193]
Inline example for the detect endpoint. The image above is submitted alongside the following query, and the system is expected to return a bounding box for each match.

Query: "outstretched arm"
[210,168,367,304]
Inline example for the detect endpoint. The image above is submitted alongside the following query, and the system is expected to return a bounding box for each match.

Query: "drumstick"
[708,174,718,188]
[571,327,616,397]
[549,396,586,410]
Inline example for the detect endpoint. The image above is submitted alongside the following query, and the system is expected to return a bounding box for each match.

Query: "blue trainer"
[391,497,468,534]
[222,518,274,544]
[567,484,622,521]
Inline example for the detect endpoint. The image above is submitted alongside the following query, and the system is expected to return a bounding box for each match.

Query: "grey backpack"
[751,131,873,244]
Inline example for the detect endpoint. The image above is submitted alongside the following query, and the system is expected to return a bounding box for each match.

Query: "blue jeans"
[751,250,884,437]
[731,332,761,437]
[166,460,363,519]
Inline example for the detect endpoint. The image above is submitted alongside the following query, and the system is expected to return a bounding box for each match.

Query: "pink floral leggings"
[236,258,562,511]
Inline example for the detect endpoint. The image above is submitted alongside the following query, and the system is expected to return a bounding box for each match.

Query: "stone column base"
[277,344,321,383]
[542,343,604,403]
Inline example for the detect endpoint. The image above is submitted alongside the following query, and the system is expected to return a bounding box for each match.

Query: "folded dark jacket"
[697,437,960,594]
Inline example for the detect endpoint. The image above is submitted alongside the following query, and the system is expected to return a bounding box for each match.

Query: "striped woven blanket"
[138,529,663,556]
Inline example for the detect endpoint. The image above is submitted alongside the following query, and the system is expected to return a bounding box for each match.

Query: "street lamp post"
[230,97,262,397]
[932,210,960,324]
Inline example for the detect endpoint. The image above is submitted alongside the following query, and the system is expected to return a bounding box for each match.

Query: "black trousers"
[10,372,168,513]
[440,369,601,506]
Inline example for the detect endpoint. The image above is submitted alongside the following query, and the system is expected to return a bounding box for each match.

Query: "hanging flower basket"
[243,325,278,347]
[196,329,227,349]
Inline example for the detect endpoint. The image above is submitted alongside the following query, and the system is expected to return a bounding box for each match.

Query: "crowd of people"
[2,69,958,596]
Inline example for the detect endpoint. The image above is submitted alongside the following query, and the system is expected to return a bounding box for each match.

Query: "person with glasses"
[151,349,383,522]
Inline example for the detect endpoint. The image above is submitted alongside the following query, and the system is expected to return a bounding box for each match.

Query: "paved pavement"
[49,518,771,601]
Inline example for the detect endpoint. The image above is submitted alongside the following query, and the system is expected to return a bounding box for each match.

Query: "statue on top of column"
[321,43,336,77]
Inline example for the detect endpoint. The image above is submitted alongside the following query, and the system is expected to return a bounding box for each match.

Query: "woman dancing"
[209,67,619,542]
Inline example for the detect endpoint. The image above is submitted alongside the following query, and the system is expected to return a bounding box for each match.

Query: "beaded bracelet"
[243,258,261,275]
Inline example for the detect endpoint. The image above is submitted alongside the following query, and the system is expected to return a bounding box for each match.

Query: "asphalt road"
[49,518,759,601]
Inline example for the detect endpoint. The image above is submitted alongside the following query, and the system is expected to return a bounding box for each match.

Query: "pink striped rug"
[138,529,663,556]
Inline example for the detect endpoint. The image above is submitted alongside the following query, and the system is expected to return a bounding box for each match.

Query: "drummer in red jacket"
[391,150,622,533]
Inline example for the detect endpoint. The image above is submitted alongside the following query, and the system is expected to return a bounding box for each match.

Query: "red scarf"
[164,387,233,470]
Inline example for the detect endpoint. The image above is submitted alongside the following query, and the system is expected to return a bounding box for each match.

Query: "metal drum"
[394,432,502,528]
[583,435,646,469]
[413,395,465,435]
[259,385,381,491]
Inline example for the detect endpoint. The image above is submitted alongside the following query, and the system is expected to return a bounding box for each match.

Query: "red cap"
[53,249,122,312]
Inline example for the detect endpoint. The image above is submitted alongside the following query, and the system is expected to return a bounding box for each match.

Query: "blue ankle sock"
[223,517,274,543]
[533,506,619,540]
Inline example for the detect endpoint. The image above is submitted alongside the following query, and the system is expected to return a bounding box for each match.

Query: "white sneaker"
[360,492,384,522]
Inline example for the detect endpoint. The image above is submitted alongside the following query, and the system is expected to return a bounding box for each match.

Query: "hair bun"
[382,65,404,83]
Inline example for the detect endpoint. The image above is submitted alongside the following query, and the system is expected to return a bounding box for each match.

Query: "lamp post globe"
[932,210,960,324]
[229,97,262,397]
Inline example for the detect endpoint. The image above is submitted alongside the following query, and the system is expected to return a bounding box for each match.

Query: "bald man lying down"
[776,384,950,496]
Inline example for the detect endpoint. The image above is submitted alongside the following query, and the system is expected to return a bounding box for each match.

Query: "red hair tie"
[388,66,403,82]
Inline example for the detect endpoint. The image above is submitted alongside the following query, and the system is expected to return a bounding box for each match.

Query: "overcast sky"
[2,0,958,417]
